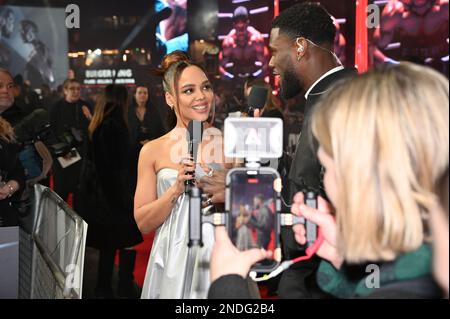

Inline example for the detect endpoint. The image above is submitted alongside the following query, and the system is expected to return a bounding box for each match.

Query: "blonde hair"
[0,117,15,143]
[88,84,128,140]
[88,94,106,140]
[312,63,449,263]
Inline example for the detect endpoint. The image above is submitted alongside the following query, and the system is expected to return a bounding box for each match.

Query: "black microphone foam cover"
[248,86,268,110]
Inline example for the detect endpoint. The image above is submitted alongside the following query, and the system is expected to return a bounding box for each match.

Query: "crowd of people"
[0,2,448,300]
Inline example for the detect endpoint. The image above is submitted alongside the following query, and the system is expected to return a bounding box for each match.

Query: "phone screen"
[228,170,279,271]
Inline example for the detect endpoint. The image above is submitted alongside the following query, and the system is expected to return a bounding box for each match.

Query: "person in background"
[13,74,41,117]
[40,84,57,111]
[0,117,25,227]
[128,85,166,191]
[0,68,51,190]
[0,69,23,127]
[49,79,91,203]
[88,84,143,298]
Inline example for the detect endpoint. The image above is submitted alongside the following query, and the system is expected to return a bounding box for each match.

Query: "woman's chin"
[189,112,210,122]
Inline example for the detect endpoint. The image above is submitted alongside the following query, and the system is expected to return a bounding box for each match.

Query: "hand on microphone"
[198,167,228,204]
[172,157,195,196]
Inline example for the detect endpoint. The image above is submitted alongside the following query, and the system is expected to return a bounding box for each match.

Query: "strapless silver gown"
[140,167,215,299]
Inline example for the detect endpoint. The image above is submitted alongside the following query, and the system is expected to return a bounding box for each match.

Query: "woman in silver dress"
[135,51,224,298]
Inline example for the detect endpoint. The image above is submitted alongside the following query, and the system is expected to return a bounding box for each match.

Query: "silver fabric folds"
[141,168,214,299]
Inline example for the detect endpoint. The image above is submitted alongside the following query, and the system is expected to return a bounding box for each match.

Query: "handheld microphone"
[185,120,203,189]
[247,86,268,117]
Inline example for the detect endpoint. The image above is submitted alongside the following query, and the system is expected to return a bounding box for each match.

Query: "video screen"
[370,0,449,76]
[155,0,189,59]
[229,172,277,254]
[0,5,68,89]
[217,0,273,81]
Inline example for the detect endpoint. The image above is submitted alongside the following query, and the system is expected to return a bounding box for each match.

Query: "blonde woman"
[430,168,449,297]
[0,117,25,227]
[291,62,448,298]
[208,63,448,299]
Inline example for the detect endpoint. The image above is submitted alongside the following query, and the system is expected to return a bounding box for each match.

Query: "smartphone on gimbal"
[225,167,282,273]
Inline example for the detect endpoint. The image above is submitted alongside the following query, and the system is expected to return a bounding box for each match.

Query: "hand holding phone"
[291,193,343,269]
[226,167,282,273]
[210,227,272,283]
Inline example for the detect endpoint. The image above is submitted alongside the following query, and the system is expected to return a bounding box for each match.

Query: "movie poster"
[154,0,189,63]
[217,0,273,81]
[0,5,68,89]
[370,0,449,75]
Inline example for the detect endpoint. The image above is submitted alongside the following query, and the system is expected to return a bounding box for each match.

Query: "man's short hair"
[0,68,14,82]
[63,78,79,90]
[233,6,249,23]
[272,2,336,45]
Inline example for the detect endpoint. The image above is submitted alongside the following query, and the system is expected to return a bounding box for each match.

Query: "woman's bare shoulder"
[141,132,172,154]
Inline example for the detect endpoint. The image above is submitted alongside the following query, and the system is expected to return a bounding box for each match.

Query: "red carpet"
[51,174,275,298]
[49,175,275,298]
[130,232,277,298]
[133,232,155,287]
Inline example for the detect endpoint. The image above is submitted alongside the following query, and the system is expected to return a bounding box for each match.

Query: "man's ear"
[165,91,175,109]
[295,37,308,61]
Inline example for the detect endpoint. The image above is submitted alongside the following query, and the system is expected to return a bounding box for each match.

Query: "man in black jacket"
[203,2,356,299]
[49,79,91,203]
[268,2,356,299]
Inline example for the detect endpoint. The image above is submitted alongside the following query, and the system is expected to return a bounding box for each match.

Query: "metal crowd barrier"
[27,185,87,299]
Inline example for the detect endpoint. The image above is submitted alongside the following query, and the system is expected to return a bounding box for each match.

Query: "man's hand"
[0,184,10,200]
[198,168,228,204]
[210,227,272,283]
[82,105,92,121]
[0,181,18,201]
[63,151,75,160]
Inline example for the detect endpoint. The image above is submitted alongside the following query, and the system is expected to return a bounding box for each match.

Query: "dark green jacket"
[317,244,442,299]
